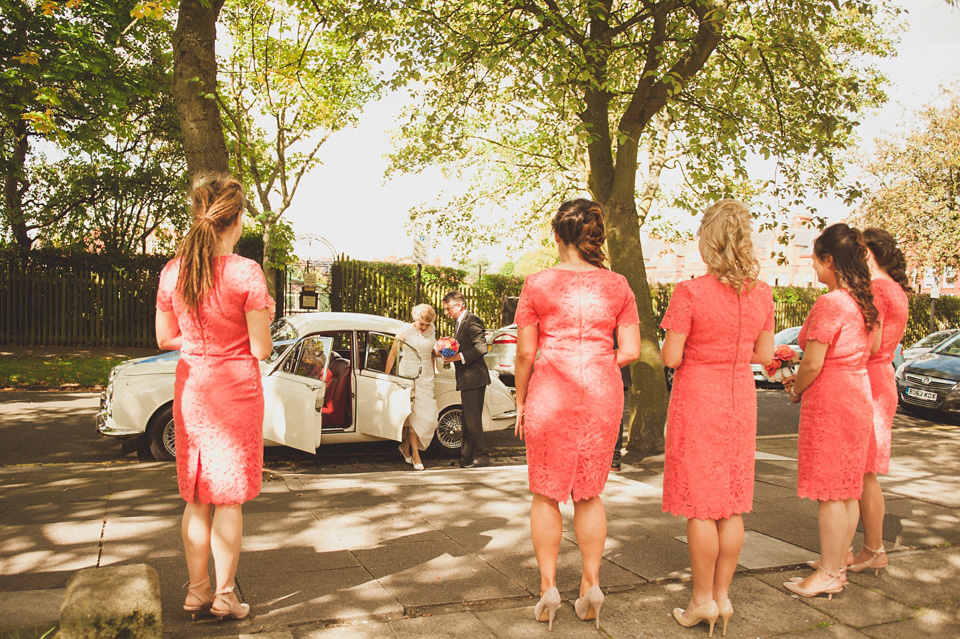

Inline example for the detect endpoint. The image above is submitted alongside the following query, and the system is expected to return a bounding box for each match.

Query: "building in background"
[644,215,820,287]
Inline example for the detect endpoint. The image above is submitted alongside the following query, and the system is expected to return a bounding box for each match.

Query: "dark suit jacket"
[453,311,491,390]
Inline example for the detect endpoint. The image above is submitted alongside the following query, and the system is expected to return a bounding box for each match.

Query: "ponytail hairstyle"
[176,175,246,312]
[551,198,607,268]
[863,228,912,293]
[813,223,878,331]
[697,199,760,293]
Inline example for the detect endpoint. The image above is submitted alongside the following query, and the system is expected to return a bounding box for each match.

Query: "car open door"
[261,336,333,453]
[356,331,419,441]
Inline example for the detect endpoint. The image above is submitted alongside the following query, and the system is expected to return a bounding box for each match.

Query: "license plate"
[906,387,937,401]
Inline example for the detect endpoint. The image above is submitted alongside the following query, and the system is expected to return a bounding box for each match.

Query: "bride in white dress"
[387,304,440,470]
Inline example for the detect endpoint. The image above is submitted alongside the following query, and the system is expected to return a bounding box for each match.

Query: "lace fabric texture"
[659,275,775,520]
[796,290,873,501]
[865,279,909,474]
[396,323,440,449]
[514,268,639,503]
[157,255,274,505]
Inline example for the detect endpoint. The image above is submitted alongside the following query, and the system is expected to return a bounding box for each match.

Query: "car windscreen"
[909,330,956,350]
[933,333,960,357]
[267,340,295,365]
[271,320,298,343]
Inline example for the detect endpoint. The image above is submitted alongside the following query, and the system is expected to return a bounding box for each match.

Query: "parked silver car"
[752,326,803,384]
[490,325,675,390]
[484,324,518,387]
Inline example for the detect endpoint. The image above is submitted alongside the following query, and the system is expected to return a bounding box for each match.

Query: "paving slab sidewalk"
[2,426,960,638]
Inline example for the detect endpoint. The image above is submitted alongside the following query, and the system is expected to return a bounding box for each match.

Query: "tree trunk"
[173,0,229,183]
[4,119,32,248]
[605,193,668,456]
[261,217,277,299]
[584,91,669,455]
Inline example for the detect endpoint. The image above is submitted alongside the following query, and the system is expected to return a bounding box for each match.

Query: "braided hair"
[551,199,607,268]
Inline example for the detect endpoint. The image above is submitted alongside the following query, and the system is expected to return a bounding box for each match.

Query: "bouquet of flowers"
[436,337,460,358]
[762,344,799,383]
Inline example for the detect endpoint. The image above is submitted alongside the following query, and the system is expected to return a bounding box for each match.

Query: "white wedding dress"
[397,323,440,449]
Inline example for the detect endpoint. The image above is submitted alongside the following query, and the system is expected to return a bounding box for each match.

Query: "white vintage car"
[97,312,517,461]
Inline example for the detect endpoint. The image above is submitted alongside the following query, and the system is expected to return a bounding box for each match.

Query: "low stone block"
[59,564,161,639]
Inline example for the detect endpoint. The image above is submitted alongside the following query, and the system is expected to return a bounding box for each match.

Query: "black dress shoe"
[461,458,489,468]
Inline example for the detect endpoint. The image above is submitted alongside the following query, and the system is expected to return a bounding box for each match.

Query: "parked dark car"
[896,332,960,419]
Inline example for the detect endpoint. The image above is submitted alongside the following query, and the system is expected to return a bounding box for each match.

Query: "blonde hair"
[697,199,760,293]
[176,175,246,311]
[411,303,436,324]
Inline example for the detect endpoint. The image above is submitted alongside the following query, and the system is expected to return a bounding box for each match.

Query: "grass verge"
[0,356,124,389]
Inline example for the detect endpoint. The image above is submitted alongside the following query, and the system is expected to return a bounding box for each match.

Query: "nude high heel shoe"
[210,586,250,620]
[716,599,733,637]
[848,545,887,575]
[672,600,720,638]
[791,566,847,587]
[182,577,213,619]
[574,585,604,629]
[783,568,844,599]
[534,586,562,631]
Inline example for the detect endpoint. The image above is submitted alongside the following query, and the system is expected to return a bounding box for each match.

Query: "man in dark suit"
[611,330,632,471]
[439,291,491,468]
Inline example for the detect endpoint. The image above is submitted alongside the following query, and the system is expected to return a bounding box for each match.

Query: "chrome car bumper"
[96,388,140,437]
[96,412,141,437]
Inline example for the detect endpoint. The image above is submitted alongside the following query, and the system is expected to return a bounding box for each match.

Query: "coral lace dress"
[865,279,908,474]
[796,290,873,501]
[660,275,774,520]
[514,268,639,503]
[157,255,274,505]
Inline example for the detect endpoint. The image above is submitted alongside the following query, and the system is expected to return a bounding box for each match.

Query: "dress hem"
[662,504,753,520]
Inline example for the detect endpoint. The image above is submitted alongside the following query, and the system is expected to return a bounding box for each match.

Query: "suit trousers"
[460,386,487,463]
[612,388,629,465]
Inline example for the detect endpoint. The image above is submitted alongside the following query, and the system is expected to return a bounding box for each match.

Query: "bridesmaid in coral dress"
[155,176,274,621]
[782,223,880,599]
[513,199,640,630]
[850,229,910,575]
[660,200,774,638]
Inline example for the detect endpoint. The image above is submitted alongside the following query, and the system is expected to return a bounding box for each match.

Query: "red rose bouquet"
[762,344,799,383]
[437,337,460,358]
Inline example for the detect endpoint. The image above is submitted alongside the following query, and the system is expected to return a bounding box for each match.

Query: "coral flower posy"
[436,337,460,357]
[763,344,799,382]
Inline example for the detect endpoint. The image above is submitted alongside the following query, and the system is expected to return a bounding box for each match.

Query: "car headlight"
[108,360,134,383]
[894,362,907,381]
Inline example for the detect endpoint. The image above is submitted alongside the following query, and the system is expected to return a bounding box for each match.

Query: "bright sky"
[285,0,960,268]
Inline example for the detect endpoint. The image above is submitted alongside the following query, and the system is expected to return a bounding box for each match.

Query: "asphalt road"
[0,388,954,468]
